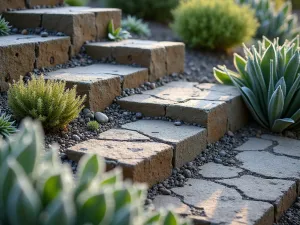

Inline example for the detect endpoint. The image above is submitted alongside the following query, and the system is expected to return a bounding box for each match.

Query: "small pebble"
[72,134,80,141]
[159,188,171,195]
[136,112,143,119]
[183,169,192,178]
[174,121,182,126]
[21,29,28,35]
[219,150,226,157]
[95,112,109,123]
[41,31,49,37]
[214,158,222,164]
[227,131,234,137]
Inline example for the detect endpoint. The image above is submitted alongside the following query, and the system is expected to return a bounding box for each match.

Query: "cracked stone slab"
[99,129,150,141]
[122,120,207,167]
[66,139,173,185]
[218,175,297,221]
[153,195,191,216]
[261,134,300,158]
[172,179,274,225]
[198,163,243,178]
[118,82,249,143]
[234,138,273,151]
[236,151,300,179]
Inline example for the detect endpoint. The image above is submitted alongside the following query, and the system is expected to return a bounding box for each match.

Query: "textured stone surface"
[235,138,273,151]
[218,175,297,221]
[27,0,63,7]
[153,195,191,216]
[160,42,185,75]
[66,139,173,185]
[0,0,25,13]
[172,179,274,225]
[45,65,122,111]
[236,151,300,179]
[118,82,246,143]
[0,35,70,91]
[122,120,207,167]
[99,129,150,141]
[262,134,300,157]
[198,163,243,178]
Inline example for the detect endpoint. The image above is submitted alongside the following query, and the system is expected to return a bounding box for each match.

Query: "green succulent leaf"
[272,118,294,132]
[213,68,233,85]
[268,86,284,126]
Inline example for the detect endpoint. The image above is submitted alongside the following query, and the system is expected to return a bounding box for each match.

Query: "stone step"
[153,135,300,224]
[1,0,63,12]
[118,81,249,143]
[45,63,148,111]
[0,34,71,91]
[66,120,207,185]
[85,39,185,81]
[3,7,121,54]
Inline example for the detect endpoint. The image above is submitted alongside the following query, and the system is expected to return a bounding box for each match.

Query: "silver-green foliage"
[236,0,299,42]
[0,15,11,36]
[122,16,151,37]
[108,19,131,41]
[0,113,16,138]
[214,36,300,132]
[0,118,190,225]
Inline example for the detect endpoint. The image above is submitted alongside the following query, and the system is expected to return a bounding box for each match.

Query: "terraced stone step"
[85,39,185,81]
[0,0,63,12]
[45,64,148,111]
[118,81,249,143]
[0,34,70,91]
[153,135,300,224]
[66,120,206,185]
[3,7,121,54]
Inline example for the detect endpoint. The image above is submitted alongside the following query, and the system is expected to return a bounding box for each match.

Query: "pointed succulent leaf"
[108,20,114,34]
[275,77,287,97]
[110,205,132,225]
[163,211,178,225]
[234,53,248,81]
[261,44,277,85]
[284,74,300,113]
[268,86,284,126]
[272,118,294,132]
[284,51,300,90]
[213,68,233,85]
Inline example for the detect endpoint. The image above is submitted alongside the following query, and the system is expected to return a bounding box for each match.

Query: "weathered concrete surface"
[172,179,274,225]
[218,175,297,221]
[198,163,243,178]
[262,134,300,157]
[160,42,185,75]
[236,151,300,179]
[0,35,70,91]
[234,138,273,151]
[99,129,150,141]
[45,64,122,111]
[118,82,248,143]
[0,0,25,13]
[122,120,207,167]
[26,0,63,7]
[66,139,173,185]
[153,195,191,216]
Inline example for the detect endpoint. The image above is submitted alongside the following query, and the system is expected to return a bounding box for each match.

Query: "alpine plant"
[0,113,16,138]
[236,0,299,43]
[0,118,191,225]
[214,36,300,132]
[0,15,11,36]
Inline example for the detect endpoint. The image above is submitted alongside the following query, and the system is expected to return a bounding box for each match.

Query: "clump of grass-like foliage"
[0,15,11,36]
[87,121,99,131]
[8,75,86,131]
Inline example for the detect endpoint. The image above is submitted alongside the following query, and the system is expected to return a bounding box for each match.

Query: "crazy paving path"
[153,135,300,225]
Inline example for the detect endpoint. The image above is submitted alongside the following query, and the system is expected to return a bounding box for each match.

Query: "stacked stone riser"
[0,0,63,13]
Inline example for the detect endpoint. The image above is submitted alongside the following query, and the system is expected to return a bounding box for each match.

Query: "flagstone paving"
[152,135,300,225]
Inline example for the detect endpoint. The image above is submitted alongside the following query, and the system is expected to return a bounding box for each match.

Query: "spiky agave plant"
[0,118,191,225]
[0,113,16,138]
[214,36,300,132]
[0,15,11,36]
[236,0,299,43]
[122,16,151,37]
[108,19,131,41]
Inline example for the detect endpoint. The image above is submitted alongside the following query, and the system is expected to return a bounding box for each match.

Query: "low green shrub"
[171,0,258,50]
[106,0,179,22]
[65,0,88,6]
[87,121,99,131]
[214,36,300,132]
[122,16,151,37]
[108,19,131,41]
[0,113,16,138]
[0,118,191,225]
[8,75,85,131]
[236,0,299,43]
[0,15,11,36]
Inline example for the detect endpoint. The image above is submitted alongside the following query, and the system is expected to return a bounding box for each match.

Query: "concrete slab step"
[65,120,206,185]
[45,63,148,111]
[0,34,70,91]
[3,7,121,54]
[118,81,249,143]
[85,39,185,81]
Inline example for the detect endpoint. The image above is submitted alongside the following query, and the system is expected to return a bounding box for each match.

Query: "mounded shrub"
[8,75,86,131]
[0,118,191,225]
[171,0,258,50]
[106,0,179,22]
[214,36,300,132]
[236,0,300,43]
[87,121,99,131]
